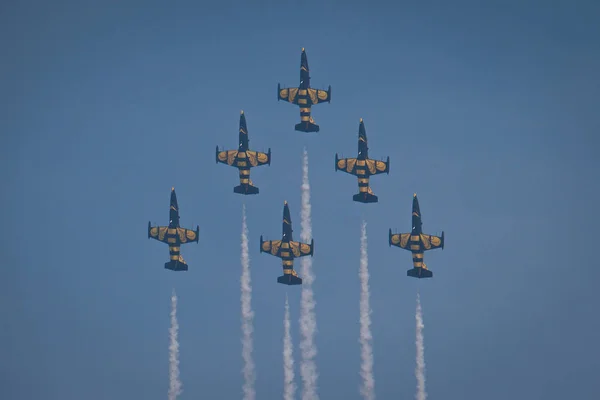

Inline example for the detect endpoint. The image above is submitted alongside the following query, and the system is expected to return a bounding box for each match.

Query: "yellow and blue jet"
[216,110,271,195]
[389,194,444,278]
[335,118,390,203]
[277,48,331,133]
[148,187,199,271]
[259,201,314,285]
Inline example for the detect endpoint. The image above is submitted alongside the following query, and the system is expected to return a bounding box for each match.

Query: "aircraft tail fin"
[407,267,433,279]
[353,192,379,203]
[165,259,189,272]
[277,274,303,285]
[234,183,259,195]
[295,121,320,133]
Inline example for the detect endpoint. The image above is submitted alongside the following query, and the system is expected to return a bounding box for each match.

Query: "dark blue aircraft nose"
[170,187,179,208]
[240,110,247,130]
[412,193,420,215]
[358,118,367,139]
[283,200,291,221]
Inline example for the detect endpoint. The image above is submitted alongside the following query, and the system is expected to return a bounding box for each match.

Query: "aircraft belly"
[167,235,180,245]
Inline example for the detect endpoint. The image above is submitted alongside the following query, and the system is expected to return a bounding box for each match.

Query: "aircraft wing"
[365,158,389,175]
[245,150,270,167]
[148,225,199,244]
[216,149,239,166]
[389,232,412,250]
[278,86,331,105]
[420,233,444,251]
[176,227,199,244]
[335,157,359,175]
[306,88,330,105]
[289,240,314,258]
[149,225,170,243]
[278,87,300,104]
[260,239,282,257]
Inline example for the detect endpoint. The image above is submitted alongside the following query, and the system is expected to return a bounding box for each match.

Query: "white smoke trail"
[168,289,182,400]
[241,204,256,400]
[415,292,427,400]
[299,147,319,400]
[283,294,296,400]
[359,221,375,400]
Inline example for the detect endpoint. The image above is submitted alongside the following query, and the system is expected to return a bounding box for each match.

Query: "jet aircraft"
[277,48,331,133]
[259,201,314,285]
[335,118,390,203]
[216,110,271,195]
[389,194,444,278]
[148,187,199,271]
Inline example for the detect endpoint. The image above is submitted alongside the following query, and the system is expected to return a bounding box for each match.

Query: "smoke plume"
[283,294,297,400]
[299,147,319,400]
[168,289,182,400]
[359,221,375,400]
[241,204,256,400]
[415,292,427,400]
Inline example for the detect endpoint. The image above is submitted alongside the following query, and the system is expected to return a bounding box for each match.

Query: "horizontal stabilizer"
[277,274,303,285]
[295,121,320,133]
[234,184,259,195]
[165,260,188,272]
[353,192,378,203]
[407,267,432,279]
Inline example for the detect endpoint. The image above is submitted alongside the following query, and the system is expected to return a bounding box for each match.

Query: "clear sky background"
[2,1,599,399]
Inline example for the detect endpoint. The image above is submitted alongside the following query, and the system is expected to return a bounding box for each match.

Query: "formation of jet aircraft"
[147,48,445,282]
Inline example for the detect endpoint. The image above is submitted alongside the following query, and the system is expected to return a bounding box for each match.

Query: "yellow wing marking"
[391,233,411,248]
[307,88,318,104]
[318,89,328,100]
[288,88,298,102]
[421,234,431,250]
[270,240,281,255]
[257,152,268,164]
[300,243,311,254]
[158,227,168,241]
[177,228,187,243]
[246,151,258,167]
[218,150,238,165]
[262,240,282,255]
[261,240,271,252]
[421,234,442,250]
[289,241,301,257]
[279,88,289,99]
[376,160,387,171]
[365,159,388,174]
[184,228,197,242]
[346,158,357,173]
[150,227,159,237]
[289,241,312,257]
[366,160,376,174]
[337,158,347,170]
[245,150,269,167]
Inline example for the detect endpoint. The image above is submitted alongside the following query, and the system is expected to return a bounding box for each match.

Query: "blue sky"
[2,1,599,399]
